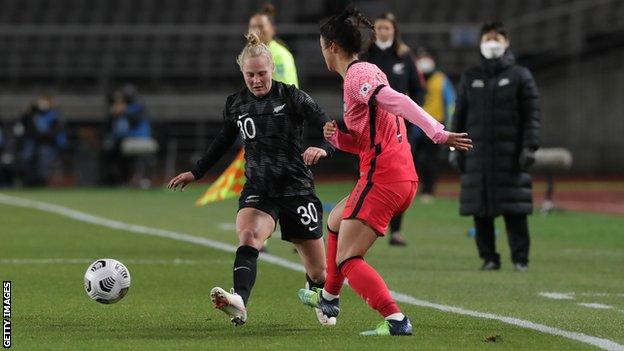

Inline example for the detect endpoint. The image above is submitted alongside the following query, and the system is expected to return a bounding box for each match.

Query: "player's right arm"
[324,120,360,154]
[168,101,239,191]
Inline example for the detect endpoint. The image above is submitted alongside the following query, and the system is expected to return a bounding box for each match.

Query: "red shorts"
[343,180,418,235]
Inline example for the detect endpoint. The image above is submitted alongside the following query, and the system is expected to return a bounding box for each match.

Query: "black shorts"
[238,188,323,242]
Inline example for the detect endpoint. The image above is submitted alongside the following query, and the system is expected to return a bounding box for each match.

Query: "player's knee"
[237,228,263,249]
[336,248,364,268]
[335,252,349,268]
[327,209,341,233]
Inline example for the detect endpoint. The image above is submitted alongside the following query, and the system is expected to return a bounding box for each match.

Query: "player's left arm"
[291,87,336,165]
[375,85,472,151]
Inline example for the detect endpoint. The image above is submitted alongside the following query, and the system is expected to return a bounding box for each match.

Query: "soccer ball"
[84,258,131,304]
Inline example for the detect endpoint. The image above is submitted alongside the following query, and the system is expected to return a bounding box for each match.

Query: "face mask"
[480,40,506,59]
[416,58,435,74]
[375,39,393,50]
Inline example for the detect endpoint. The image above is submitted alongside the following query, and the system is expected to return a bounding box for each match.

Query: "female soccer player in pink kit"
[298,7,472,336]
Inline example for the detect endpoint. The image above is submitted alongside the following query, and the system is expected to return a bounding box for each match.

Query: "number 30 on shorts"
[297,202,318,226]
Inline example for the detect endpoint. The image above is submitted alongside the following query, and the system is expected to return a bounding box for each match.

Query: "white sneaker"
[210,287,247,326]
[305,282,337,326]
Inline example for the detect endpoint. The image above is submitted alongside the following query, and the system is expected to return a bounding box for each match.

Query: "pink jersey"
[334,61,417,183]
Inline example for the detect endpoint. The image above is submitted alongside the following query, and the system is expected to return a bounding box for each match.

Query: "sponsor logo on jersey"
[471,79,485,88]
[498,78,510,87]
[308,226,319,231]
[238,113,249,119]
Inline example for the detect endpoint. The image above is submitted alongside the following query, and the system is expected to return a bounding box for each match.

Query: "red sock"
[323,230,345,296]
[340,257,401,318]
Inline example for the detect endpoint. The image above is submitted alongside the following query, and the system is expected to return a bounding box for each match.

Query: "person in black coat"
[450,21,540,271]
[362,12,426,246]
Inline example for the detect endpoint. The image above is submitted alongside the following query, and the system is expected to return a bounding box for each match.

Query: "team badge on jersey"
[273,104,286,114]
[359,82,372,97]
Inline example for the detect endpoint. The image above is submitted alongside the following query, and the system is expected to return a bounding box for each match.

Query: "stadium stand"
[0,0,623,176]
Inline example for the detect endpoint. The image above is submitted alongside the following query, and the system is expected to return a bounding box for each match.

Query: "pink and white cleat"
[210,287,247,326]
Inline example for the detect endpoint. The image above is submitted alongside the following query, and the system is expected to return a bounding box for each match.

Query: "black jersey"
[191,81,334,197]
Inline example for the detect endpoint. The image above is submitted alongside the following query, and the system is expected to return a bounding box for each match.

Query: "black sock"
[233,245,259,306]
[306,274,325,290]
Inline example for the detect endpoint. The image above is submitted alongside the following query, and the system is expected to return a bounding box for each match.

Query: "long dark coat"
[451,51,540,217]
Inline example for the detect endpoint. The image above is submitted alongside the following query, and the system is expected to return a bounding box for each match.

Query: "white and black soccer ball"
[84,258,131,304]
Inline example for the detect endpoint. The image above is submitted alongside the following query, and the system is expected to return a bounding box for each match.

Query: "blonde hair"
[236,31,274,70]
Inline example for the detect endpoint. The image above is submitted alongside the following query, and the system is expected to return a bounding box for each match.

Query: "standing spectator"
[412,48,456,203]
[362,12,426,246]
[103,85,152,186]
[119,84,152,140]
[450,21,540,271]
[249,4,299,87]
[16,95,67,186]
[104,91,129,185]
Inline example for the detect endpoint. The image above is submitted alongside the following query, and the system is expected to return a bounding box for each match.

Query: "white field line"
[540,292,624,300]
[539,292,576,300]
[0,193,622,351]
[578,303,614,310]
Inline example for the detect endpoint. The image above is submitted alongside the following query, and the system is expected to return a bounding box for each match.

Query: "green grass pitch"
[1,183,623,350]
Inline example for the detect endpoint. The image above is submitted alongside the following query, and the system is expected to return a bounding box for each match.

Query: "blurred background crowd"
[0,0,622,189]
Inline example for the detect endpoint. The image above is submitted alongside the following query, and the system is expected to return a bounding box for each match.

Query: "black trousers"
[414,136,440,195]
[390,213,403,234]
[474,215,530,265]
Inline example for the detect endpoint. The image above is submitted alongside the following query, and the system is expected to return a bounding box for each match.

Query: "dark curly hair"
[319,5,374,55]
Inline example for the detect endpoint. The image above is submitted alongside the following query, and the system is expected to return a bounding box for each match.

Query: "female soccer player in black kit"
[168,32,336,326]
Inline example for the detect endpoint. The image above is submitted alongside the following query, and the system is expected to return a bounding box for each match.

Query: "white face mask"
[375,39,393,50]
[416,58,435,74]
[480,40,507,59]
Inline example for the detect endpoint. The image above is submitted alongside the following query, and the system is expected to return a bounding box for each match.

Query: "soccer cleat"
[304,283,337,326]
[360,316,413,336]
[210,287,247,326]
[513,263,528,272]
[298,288,340,318]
